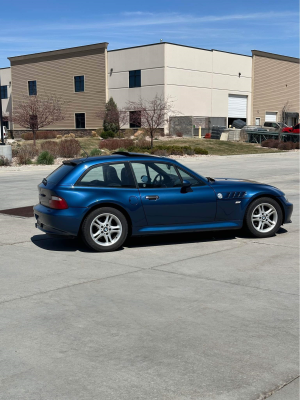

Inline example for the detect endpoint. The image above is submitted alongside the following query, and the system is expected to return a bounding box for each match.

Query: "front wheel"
[245,197,282,238]
[82,207,128,252]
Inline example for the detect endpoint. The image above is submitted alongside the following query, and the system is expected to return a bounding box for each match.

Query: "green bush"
[37,151,54,165]
[194,147,208,155]
[90,148,102,156]
[100,130,115,139]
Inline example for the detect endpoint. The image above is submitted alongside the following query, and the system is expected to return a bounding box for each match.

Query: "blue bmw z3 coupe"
[34,152,293,252]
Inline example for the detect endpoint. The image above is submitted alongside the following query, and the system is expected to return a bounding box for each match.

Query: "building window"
[129,70,141,88]
[3,120,9,129]
[74,76,85,92]
[75,113,85,129]
[28,81,37,96]
[0,85,8,99]
[255,118,260,126]
[129,111,141,128]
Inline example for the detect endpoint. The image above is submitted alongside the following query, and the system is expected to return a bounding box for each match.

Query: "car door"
[130,161,216,226]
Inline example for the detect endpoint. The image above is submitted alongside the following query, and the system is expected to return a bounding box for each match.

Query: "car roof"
[63,152,174,167]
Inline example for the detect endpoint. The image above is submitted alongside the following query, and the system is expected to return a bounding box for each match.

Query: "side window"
[131,162,181,189]
[177,168,205,187]
[78,163,135,188]
[74,76,84,92]
[28,80,37,96]
[129,70,141,88]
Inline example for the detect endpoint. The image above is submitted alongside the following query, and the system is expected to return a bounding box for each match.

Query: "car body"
[264,122,290,132]
[284,123,300,134]
[34,152,293,251]
[1,126,8,142]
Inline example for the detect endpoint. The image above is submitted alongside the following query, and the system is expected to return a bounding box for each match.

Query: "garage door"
[228,95,248,118]
[265,112,277,122]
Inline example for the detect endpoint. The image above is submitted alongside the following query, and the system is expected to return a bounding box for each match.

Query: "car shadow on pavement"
[29,227,287,253]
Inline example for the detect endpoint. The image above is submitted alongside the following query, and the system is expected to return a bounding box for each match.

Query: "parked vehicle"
[34,152,293,252]
[264,122,290,131]
[1,126,8,142]
[285,123,300,134]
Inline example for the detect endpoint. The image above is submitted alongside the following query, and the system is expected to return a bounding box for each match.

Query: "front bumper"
[34,203,87,236]
[279,197,293,224]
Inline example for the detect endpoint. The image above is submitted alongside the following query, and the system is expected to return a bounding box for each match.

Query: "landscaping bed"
[2,132,298,168]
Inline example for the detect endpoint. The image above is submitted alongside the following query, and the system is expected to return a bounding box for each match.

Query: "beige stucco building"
[0,67,12,129]
[8,43,108,133]
[252,50,299,126]
[2,42,299,135]
[108,43,253,129]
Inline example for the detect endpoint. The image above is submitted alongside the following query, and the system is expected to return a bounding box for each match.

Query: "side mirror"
[181,180,193,193]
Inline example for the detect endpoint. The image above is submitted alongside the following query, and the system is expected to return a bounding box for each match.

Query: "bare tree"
[11,95,65,146]
[126,95,175,148]
[279,101,290,141]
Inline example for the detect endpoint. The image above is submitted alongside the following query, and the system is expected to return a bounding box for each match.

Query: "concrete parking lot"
[0,152,298,400]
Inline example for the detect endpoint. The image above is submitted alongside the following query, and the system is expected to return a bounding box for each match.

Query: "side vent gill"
[225,192,246,199]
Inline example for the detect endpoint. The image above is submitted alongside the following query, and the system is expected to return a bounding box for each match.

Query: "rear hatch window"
[46,164,74,184]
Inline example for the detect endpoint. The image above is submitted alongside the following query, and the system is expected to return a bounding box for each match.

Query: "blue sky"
[1,0,299,67]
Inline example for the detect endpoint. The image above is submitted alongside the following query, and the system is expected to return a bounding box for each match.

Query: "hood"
[212,178,261,184]
[209,178,284,197]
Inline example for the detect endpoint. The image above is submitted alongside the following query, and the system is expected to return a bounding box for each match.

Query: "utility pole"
[0,75,4,145]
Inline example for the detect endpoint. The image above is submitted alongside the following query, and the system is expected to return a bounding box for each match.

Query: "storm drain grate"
[0,206,34,218]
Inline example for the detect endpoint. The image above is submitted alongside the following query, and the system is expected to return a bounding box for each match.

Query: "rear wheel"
[245,197,282,238]
[82,207,128,252]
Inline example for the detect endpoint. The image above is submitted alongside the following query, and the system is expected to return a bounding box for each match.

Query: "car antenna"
[78,142,89,158]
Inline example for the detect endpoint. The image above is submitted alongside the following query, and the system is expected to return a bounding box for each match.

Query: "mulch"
[0,206,34,218]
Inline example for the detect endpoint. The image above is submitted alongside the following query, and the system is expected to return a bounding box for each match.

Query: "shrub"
[278,141,294,150]
[117,147,127,152]
[21,131,57,140]
[16,144,39,164]
[194,147,208,155]
[69,133,76,138]
[186,148,195,155]
[58,139,81,158]
[90,148,102,156]
[269,140,280,148]
[152,149,170,156]
[40,141,59,157]
[96,128,103,136]
[99,139,134,151]
[124,129,134,137]
[63,134,70,139]
[100,130,115,139]
[56,135,62,139]
[261,140,272,148]
[136,138,151,149]
[294,142,299,149]
[91,131,98,138]
[0,156,10,166]
[37,151,54,165]
[176,132,183,137]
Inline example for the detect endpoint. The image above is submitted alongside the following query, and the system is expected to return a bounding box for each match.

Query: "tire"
[81,207,128,252]
[245,197,282,238]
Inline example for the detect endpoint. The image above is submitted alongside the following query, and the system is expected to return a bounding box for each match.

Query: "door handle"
[145,195,159,200]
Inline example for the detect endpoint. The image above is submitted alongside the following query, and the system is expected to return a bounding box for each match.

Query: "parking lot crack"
[0,268,142,306]
[152,267,299,297]
[256,375,299,399]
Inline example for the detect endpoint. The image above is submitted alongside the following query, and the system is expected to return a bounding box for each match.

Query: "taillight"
[48,196,68,210]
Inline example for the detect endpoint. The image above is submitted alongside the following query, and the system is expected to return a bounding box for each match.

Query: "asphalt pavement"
[0,152,298,400]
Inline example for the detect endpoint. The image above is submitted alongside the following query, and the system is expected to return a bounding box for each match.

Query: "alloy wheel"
[251,203,278,233]
[90,213,122,246]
